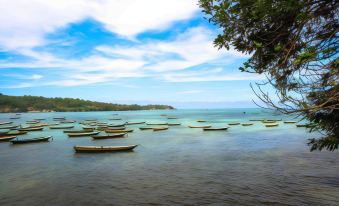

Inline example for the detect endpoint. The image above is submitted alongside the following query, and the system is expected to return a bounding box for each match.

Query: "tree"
[199,0,338,151]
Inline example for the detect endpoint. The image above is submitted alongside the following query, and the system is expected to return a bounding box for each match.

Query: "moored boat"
[146,122,168,125]
[53,117,66,120]
[264,123,279,127]
[60,120,76,123]
[26,120,40,124]
[109,124,126,127]
[197,120,206,122]
[10,117,20,119]
[241,123,253,126]
[188,125,211,128]
[106,126,126,130]
[64,129,94,133]
[139,127,155,130]
[18,127,43,131]
[82,126,95,130]
[262,120,276,123]
[168,123,181,126]
[296,124,309,127]
[10,136,52,144]
[0,136,16,141]
[203,127,228,131]
[167,117,178,119]
[153,127,169,131]
[92,133,127,139]
[74,145,138,153]
[0,125,18,129]
[105,129,133,133]
[228,122,240,125]
[6,131,27,136]
[125,122,145,125]
[68,131,100,137]
[283,121,297,124]
[50,125,74,129]
[0,122,13,125]
[109,118,122,120]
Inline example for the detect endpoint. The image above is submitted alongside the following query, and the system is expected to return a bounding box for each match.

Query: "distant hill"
[0,93,174,112]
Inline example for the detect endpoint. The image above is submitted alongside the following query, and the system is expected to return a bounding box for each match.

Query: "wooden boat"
[0,136,16,141]
[168,123,181,126]
[10,117,20,119]
[264,123,279,127]
[34,118,46,120]
[262,120,276,123]
[60,120,76,123]
[82,126,95,130]
[50,125,74,129]
[106,126,126,130]
[109,124,126,127]
[197,120,206,122]
[0,125,18,129]
[39,123,50,127]
[23,124,46,128]
[125,122,145,125]
[296,124,308,127]
[109,118,122,120]
[18,127,43,131]
[97,126,108,130]
[64,129,94,133]
[53,117,65,120]
[139,127,155,130]
[105,129,133,133]
[0,122,13,125]
[10,136,52,144]
[228,122,240,125]
[153,127,169,131]
[6,131,27,136]
[167,117,178,119]
[92,133,127,139]
[241,123,253,126]
[26,121,40,124]
[68,131,100,137]
[74,145,138,153]
[283,121,297,124]
[160,114,167,116]
[203,127,228,131]
[188,125,211,128]
[146,123,168,125]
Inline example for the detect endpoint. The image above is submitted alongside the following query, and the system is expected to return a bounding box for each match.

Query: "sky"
[0,0,266,108]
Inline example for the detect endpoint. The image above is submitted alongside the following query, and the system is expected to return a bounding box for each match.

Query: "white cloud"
[0,0,198,50]
[0,1,255,88]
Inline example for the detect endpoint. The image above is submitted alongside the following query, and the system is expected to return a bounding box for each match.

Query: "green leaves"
[199,0,339,151]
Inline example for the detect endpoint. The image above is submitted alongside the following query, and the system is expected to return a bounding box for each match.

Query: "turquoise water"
[0,109,338,206]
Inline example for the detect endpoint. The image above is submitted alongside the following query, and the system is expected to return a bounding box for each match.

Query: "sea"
[0,109,338,206]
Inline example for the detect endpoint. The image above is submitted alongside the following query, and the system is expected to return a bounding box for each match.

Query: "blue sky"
[0,0,265,108]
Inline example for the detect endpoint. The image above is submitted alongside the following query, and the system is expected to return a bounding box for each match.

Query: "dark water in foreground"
[0,109,338,206]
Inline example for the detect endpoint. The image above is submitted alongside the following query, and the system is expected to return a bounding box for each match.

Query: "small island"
[0,93,174,112]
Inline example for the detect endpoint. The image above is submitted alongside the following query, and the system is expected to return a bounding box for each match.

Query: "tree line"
[0,93,174,112]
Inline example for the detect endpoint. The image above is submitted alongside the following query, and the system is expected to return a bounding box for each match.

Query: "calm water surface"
[0,109,338,206]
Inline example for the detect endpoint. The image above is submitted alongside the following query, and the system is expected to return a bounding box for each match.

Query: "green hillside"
[0,93,174,112]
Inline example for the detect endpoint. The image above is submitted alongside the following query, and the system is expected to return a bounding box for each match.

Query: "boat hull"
[74,145,138,152]
[10,136,52,144]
